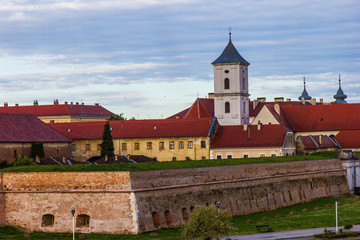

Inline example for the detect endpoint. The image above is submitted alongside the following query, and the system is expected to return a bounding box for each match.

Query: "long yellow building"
[50,118,218,162]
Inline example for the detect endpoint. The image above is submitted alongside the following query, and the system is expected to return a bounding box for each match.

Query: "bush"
[0,160,10,169]
[13,156,36,167]
[182,206,236,240]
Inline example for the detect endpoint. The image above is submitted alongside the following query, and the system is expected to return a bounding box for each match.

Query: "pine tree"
[100,121,114,157]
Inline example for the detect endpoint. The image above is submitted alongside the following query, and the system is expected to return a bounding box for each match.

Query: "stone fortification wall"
[0,159,350,234]
[0,171,138,234]
[130,159,349,232]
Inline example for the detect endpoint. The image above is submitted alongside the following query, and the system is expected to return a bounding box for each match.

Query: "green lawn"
[1,151,337,172]
[1,196,360,239]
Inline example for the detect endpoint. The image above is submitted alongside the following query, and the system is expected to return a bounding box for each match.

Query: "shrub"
[344,224,353,230]
[182,206,236,240]
[13,156,36,167]
[0,160,10,169]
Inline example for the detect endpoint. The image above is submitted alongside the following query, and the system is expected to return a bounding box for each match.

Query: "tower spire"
[298,77,311,100]
[334,74,347,104]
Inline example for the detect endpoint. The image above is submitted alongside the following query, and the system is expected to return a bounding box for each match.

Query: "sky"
[0,0,359,119]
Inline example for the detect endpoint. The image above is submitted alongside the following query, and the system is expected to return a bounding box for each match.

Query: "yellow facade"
[210,147,284,159]
[71,136,211,162]
[251,106,280,125]
[40,116,108,123]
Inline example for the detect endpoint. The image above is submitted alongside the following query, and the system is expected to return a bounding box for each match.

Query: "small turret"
[333,75,347,104]
[298,77,312,100]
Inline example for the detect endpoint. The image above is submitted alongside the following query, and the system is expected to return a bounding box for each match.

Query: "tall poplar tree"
[100,121,114,157]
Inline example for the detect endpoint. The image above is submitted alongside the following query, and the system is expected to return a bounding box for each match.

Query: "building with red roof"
[0,113,71,162]
[50,117,218,161]
[210,123,295,159]
[0,100,113,123]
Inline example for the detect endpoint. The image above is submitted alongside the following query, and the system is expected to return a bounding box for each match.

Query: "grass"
[2,196,360,239]
[0,151,337,172]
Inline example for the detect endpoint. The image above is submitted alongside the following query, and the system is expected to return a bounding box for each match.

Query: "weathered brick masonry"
[0,159,349,234]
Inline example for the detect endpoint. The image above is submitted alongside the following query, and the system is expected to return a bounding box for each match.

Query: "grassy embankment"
[0,151,337,172]
[2,196,360,239]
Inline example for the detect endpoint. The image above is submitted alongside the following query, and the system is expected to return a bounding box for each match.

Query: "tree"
[100,121,114,157]
[109,113,126,120]
[182,205,236,240]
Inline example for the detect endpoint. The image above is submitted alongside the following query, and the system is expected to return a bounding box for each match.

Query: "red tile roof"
[281,103,360,131]
[49,118,215,140]
[0,113,71,143]
[0,103,113,118]
[168,98,214,119]
[210,124,288,149]
[334,130,360,148]
[298,135,338,149]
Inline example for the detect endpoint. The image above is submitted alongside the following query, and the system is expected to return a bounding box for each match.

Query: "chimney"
[33,100,38,106]
[274,102,280,115]
[76,102,79,105]
[243,124,248,131]
[287,98,291,102]
[320,98,323,104]
[257,121,262,131]
[253,99,259,110]
[70,102,73,105]
[54,99,59,105]
[15,103,19,107]
[64,101,68,105]
[257,97,266,102]
[95,103,99,106]
[4,102,8,107]
[274,97,284,102]
[319,135,322,145]
[82,102,84,105]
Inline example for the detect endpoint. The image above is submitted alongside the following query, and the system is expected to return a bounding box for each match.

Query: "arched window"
[165,210,173,225]
[41,214,54,227]
[243,78,246,90]
[182,208,189,221]
[225,102,230,113]
[224,78,230,89]
[152,212,160,227]
[76,214,90,227]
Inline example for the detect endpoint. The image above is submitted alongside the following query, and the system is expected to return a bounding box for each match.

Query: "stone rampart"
[0,159,350,234]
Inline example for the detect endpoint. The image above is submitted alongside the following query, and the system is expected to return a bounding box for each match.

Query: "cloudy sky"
[0,0,359,119]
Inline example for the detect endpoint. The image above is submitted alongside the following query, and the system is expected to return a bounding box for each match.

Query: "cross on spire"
[229,27,232,41]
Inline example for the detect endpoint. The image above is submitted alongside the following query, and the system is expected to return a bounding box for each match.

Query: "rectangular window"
[134,142,140,150]
[243,154,248,158]
[260,154,265,157]
[201,141,206,148]
[217,155,222,159]
[122,143,127,150]
[201,156,206,160]
[271,154,276,157]
[169,141,175,149]
[71,144,76,151]
[159,142,164,150]
[227,155,232,159]
[147,142,152,150]
[187,141,193,149]
[172,157,176,161]
[178,141,184,149]
[85,144,91,152]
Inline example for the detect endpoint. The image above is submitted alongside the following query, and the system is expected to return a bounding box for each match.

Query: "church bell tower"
[211,32,250,125]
